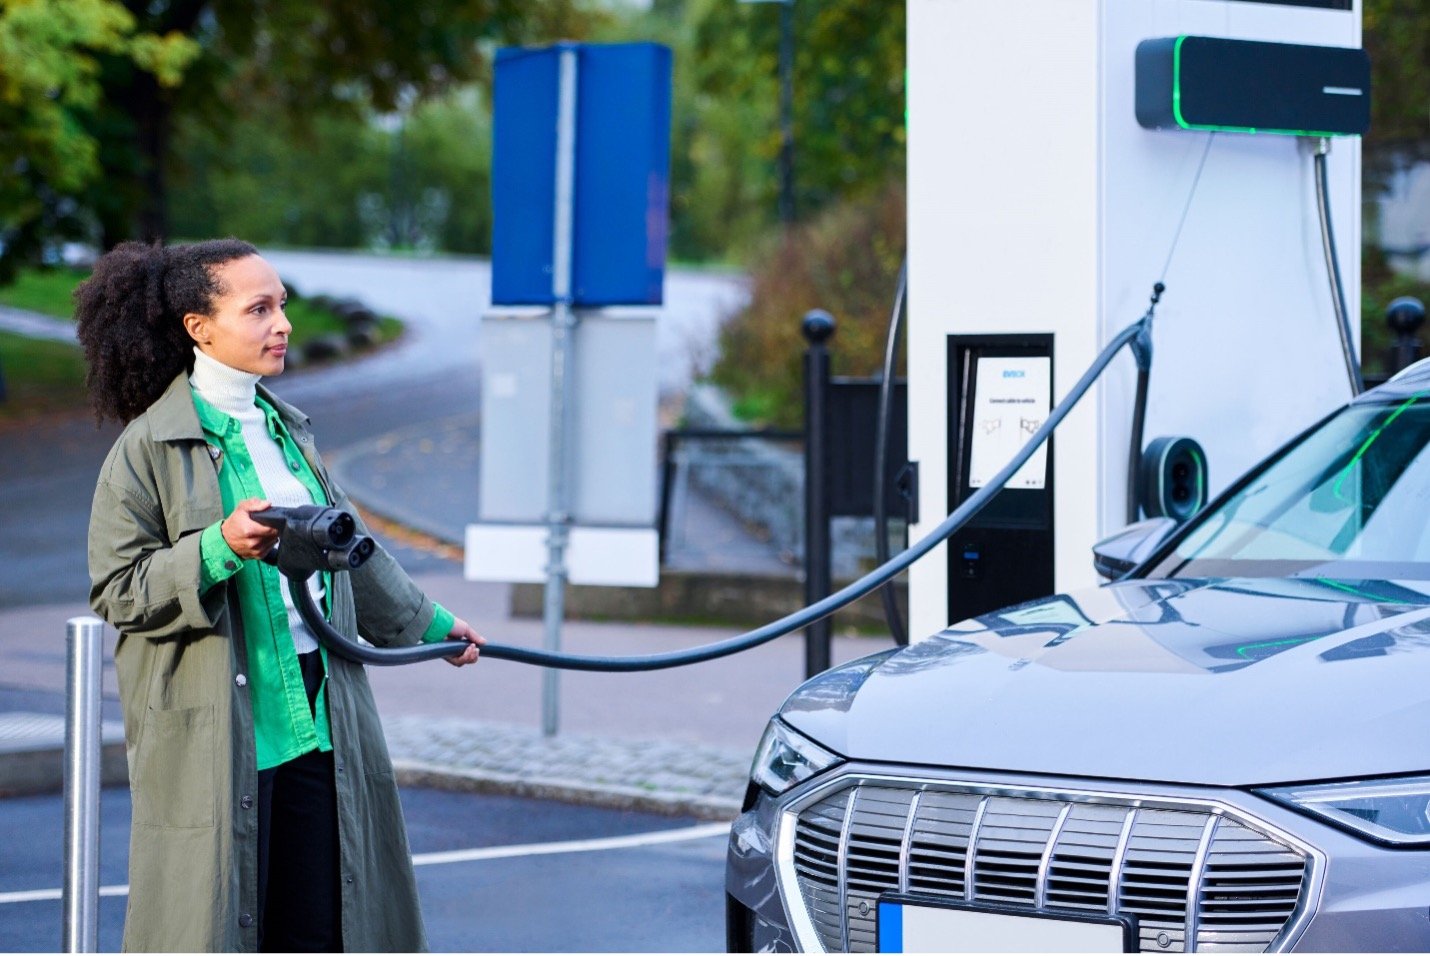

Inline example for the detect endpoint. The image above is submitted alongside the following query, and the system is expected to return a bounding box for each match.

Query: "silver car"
[727,360,1430,953]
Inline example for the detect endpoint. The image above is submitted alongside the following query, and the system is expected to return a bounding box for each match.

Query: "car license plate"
[877,896,1135,953]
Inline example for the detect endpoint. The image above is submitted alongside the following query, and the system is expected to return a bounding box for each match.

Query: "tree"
[0,0,197,275]
[53,0,592,249]
[690,0,905,225]
[591,0,903,260]
[168,99,390,249]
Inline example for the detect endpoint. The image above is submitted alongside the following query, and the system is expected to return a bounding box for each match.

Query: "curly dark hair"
[75,238,258,424]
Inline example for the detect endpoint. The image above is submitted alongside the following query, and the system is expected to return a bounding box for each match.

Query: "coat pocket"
[132,705,216,829]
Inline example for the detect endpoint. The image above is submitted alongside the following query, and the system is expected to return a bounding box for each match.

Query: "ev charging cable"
[1312,136,1363,395]
[1125,284,1161,525]
[279,315,1153,671]
[1123,131,1214,524]
[872,258,909,647]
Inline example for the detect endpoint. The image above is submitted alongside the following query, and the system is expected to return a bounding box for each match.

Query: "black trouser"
[256,651,342,952]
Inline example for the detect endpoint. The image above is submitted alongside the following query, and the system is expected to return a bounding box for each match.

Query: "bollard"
[802,310,836,678]
[1386,296,1426,375]
[62,616,104,954]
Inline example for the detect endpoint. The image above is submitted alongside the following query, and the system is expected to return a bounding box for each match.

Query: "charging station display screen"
[967,356,1051,490]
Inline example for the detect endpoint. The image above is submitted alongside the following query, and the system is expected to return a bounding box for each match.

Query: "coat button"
[239,913,254,928]
[224,560,238,572]
[235,674,248,687]
[240,794,253,810]
[289,460,301,472]
[345,876,354,885]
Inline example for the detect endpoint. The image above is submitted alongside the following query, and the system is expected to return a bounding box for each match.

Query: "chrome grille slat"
[835,788,859,952]
[897,791,922,894]
[786,781,1309,954]
[1185,816,1223,950]
[963,796,990,902]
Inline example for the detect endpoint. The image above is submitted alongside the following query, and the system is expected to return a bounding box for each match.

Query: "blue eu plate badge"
[877,897,1134,953]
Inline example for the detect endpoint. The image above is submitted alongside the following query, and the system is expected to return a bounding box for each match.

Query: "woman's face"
[184,255,291,377]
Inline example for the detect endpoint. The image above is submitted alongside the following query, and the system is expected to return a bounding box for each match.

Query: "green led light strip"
[1170,35,1353,138]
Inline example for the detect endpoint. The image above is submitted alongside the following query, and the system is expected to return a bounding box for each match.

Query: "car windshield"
[1148,394,1430,580]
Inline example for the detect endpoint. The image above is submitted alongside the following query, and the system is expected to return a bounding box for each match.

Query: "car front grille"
[786,781,1310,953]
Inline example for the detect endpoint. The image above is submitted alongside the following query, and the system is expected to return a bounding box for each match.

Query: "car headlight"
[1259,775,1430,847]
[751,718,841,796]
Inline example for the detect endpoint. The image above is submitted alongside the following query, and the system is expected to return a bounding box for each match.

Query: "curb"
[393,761,741,822]
[381,715,751,823]
[0,741,128,797]
[0,712,129,796]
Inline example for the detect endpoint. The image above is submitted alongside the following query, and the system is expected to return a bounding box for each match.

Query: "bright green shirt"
[192,391,454,770]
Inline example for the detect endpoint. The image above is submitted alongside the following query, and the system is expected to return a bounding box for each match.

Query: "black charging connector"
[252,504,376,577]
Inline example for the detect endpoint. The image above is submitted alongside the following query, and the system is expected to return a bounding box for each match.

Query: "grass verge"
[0,332,89,422]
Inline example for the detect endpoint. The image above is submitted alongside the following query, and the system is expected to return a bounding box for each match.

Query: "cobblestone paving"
[383,715,751,821]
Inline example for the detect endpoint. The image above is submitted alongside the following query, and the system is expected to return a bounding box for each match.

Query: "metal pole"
[777,0,795,225]
[63,616,104,954]
[542,46,580,738]
[802,310,835,678]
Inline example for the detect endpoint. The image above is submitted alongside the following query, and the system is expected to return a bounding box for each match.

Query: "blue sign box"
[491,42,673,307]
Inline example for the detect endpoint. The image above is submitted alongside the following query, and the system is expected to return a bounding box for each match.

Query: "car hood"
[780,577,1430,787]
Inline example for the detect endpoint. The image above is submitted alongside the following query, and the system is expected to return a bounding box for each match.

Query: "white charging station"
[906,0,1363,639]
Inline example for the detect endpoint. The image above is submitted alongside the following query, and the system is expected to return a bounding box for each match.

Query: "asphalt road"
[0,787,729,952]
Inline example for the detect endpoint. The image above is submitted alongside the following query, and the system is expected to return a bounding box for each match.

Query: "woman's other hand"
[222,498,279,560]
[443,617,486,667]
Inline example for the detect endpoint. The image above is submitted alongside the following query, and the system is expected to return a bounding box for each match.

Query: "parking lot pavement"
[0,786,730,952]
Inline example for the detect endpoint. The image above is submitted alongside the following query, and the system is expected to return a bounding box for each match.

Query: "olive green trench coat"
[89,372,435,953]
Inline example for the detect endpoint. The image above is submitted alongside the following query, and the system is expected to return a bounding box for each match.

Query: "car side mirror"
[1093,517,1178,580]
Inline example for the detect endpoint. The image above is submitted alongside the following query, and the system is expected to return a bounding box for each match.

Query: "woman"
[79,238,483,952]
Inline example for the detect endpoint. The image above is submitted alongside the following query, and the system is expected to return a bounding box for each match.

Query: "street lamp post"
[741,0,795,225]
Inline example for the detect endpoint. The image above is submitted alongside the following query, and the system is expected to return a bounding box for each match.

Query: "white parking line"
[0,885,130,906]
[410,821,729,867]
[0,822,731,906]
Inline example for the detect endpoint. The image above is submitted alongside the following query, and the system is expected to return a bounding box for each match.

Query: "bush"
[710,179,905,428]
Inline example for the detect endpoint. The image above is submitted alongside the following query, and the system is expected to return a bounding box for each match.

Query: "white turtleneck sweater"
[189,348,324,654]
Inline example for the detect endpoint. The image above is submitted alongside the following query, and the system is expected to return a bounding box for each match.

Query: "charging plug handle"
[251,505,375,578]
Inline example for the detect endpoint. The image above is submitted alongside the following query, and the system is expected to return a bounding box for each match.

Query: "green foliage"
[711,179,905,428]
[1364,0,1430,174]
[170,104,389,250]
[169,86,495,254]
[596,0,904,262]
[3,0,595,254]
[690,0,905,229]
[0,0,199,274]
[0,0,198,187]
[398,88,494,253]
